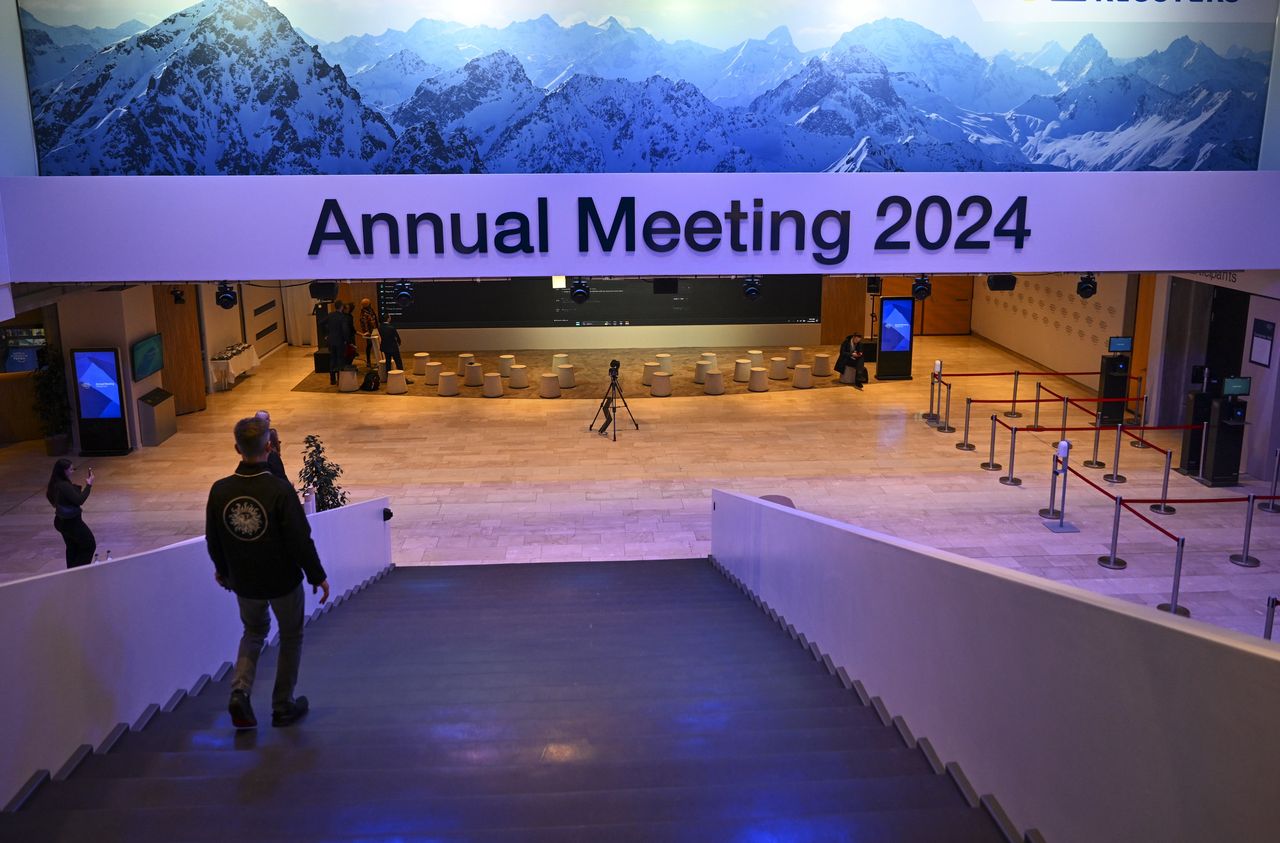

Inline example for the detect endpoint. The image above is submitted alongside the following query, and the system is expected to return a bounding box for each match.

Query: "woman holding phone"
[46,458,97,568]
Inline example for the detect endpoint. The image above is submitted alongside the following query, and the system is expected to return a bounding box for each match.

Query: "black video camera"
[609,359,621,378]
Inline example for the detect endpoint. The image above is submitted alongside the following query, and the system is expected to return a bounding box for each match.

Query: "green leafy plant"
[298,434,348,512]
[32,351,72,438]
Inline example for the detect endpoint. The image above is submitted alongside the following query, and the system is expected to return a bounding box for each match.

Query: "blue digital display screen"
[1108,336,1133,353]
[131,333,164,381]
[4,347,38,372]
[73,350,123,419]
[880,299,914,353]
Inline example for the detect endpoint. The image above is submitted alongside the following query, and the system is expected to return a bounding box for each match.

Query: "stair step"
[33,750,937,810]
[1,777,978,839]
[109,722,907,759]
[72,744,927,782]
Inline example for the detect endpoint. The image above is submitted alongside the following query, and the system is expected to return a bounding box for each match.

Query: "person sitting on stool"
[378,314,412,383]
[837,332,867,390]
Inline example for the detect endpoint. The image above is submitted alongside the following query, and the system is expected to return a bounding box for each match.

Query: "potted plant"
[298,434,349,512]
[32,351,72,455]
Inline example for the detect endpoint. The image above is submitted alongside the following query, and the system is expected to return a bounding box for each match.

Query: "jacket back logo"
[224,497,268,541]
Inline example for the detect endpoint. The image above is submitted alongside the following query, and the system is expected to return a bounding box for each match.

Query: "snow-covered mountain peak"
[764,26,795,49]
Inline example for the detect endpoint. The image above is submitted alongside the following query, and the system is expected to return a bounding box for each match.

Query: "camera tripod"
[590,373,639,441]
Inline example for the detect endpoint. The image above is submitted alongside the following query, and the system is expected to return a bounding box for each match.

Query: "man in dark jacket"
[324,301,352,385]
[207,417,329,729]
[836,332,866,390]
[378,313,410,379]
[254,409,287,482]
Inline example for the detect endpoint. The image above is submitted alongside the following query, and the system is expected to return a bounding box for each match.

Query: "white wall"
[0,1,36,177]
[971,273,1131,392]
[711,490,1280,843]
[1241,295,1280,479]
[240,281,285,357]
[0,497,393,809]
[398,322,821,352]
[57,286,162,451]
[198,283,245,356]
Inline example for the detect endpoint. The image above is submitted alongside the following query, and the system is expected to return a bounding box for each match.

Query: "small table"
[210,346,261,391]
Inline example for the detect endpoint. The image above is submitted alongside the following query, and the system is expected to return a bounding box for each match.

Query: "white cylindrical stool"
[338,369,359,392]
[768,357,788,380]
[655,353,673,375]
[424,361,443,386]
[840,366,857,385]
[539,373,561,399]
[694,360,712,384]
[465,362,484,387]
[386,369,408,394]
[748,367,769,392]
[378,360,388,380]
[509,365,529,389]
[651,372,672,397]
[557,364,576,389]
[704,371,725,396]
[700,352,718,370]
[552,353,569,371]
[642,362,660,386]
[792,365,813,389]
[482,372,503,398]
[733,359,752,382]
[499,355,515,378]
[748,350,764,368]
[412,352,430,376]
[437,371,460,397]
[812,354,832,377]
[787,347,804,368]
[456,353,474,376]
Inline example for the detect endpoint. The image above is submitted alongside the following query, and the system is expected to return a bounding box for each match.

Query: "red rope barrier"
[1120,502,1180,543]
[942,370,1100,378]
[1121,427,1169,456]
[1066,465,1118,500]
[1120,496,1254,506]
[995,417,1014,432]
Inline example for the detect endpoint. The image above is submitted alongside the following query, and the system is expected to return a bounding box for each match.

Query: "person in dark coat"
[255,410,287,482]
[342,302,357,365]
[358,298,379,368]
[836,332,866,390]
[324,301,352,385]
[47,458,96,568]
[206,417,329,729]
[378,313,408,377]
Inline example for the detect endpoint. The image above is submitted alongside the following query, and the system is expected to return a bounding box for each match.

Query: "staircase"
[0,559,1007,842]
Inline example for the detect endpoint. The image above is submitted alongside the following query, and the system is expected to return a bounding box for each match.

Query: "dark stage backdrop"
[377,277,822,328]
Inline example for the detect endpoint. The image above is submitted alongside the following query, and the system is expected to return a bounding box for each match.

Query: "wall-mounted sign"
[1252,319,1275,368]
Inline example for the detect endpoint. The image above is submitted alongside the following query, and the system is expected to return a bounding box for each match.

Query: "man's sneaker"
[228,690,257,729]
[272,696,310,728]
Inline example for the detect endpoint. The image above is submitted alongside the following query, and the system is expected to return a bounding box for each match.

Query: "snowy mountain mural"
[18,0,1274,175]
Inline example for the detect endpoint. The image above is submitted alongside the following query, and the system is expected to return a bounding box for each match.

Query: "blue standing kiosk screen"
[881,299,914,352]
[74,350,123,419]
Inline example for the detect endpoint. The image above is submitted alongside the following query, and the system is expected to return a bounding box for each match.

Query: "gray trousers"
[232,583,305,713]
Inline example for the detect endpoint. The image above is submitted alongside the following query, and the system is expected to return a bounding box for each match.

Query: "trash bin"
[138,388,176,447]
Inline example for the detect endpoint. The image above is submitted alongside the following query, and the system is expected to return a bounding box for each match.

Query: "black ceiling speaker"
[987,274,1017,291]
[653,278,678,295]
[865,275,883,295]
[309,280,338,301]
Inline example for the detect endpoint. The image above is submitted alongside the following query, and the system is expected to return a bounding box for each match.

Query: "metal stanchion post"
[925,372,939,425]
[936,382,956,434]
[1038,453,1060,519]
[956,398,976,451]
[1029,382,1043,430]
[1004,371,1022,419]
[1098,495,1127,570]
[1083,410,1105,469]
[1229,495,1261,568]
[1158,537,1191,618]
[999,428,1022,487]
[980,416,1002,472]
[1260,449,1280,514]
[1149,451,1177,515]
[1103,424,1127,484]
[1130,392,1151,449]
[1058,397,1068,437]
[1044,441,1078,532]
[1265,596,1278,641]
